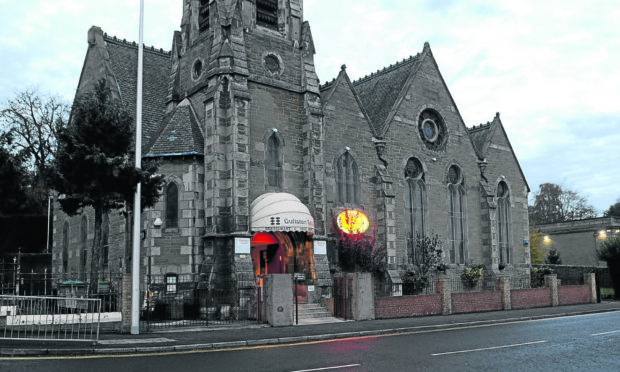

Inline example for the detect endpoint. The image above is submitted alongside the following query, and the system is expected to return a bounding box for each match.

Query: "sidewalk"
[2,301,619,357]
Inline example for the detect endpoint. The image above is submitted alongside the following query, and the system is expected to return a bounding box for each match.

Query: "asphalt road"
[2,311,619,371]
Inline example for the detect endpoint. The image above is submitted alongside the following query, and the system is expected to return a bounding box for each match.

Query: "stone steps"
[295,303,333,319]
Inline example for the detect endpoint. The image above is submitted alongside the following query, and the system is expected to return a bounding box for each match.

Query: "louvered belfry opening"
[199,0,210,33]
[256,0,278,29]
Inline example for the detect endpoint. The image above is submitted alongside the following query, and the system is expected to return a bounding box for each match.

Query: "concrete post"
[436,277,451,315]
[584,273,597,304]
[497,276,511,310]
[263,274,293,327]
[121,274,133,333]
[349,272,375,321]
[545,274,558,307]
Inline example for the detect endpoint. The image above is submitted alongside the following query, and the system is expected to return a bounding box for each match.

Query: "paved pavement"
[1,301,619,357]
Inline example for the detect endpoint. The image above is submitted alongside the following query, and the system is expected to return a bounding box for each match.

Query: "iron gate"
[333,276,351,320]
[140,275,261,331]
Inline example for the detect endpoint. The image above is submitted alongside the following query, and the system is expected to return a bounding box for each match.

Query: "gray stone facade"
[52,0,530,296]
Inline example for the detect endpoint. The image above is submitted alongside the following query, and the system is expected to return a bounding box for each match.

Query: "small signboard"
[314,240,327,255]
[235,237,251,254]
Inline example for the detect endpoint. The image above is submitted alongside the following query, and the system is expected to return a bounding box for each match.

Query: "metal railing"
[0,295,102,341]
[451,274,497,293]
[141,273,261,331]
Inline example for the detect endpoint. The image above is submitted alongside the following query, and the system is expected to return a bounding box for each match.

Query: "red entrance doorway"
[250,232,313,303]
[250,233,285,284]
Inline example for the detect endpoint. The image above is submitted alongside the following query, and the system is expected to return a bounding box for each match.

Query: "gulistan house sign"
[336,209,369,235]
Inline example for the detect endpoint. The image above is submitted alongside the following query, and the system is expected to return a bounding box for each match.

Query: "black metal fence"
[0,270,122,313]
[451,273,497,293]
[140,273,261,331]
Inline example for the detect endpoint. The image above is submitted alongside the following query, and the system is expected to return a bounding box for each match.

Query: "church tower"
[167,0,326,290]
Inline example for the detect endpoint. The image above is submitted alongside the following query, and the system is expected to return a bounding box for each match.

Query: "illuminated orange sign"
[336,209,369,235]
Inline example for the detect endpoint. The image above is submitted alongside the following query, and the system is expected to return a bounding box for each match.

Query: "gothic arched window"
[166,183,179,228]
[256,0,278,29]
[266,132,283,189]
[405,157,426,262]
[199,0,210,33]
[336,151,360,205]
[497,181,511,264]
[448,165,466,264]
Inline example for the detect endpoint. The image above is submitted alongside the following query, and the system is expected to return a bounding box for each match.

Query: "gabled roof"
[469,113,530,192]
[320,65,373,133]
[351,54,421,134]
[145,98,204,157]
[468,121,494,158]
[102,33,171,152]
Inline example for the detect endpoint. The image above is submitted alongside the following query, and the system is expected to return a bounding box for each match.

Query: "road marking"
[6,312,619,361]
[289,364,360,372]
[591,330,620,336]
[431,340,547,356]
[98,337,176,345]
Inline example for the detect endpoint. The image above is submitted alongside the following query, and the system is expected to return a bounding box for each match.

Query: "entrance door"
[251,233,285,286]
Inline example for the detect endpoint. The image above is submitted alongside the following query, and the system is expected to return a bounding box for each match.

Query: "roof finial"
[341,64,347,71]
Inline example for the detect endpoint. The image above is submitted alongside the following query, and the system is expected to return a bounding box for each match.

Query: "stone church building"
[53,0,530,304]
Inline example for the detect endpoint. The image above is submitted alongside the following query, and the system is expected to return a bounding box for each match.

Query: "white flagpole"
[131,0,144,335]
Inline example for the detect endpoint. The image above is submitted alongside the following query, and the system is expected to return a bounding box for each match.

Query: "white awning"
[250,193,314,233]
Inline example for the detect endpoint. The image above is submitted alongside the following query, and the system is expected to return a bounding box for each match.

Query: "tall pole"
[131,0,144,335]
[46,194,51,253]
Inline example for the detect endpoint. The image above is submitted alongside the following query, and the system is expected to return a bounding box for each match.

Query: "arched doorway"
[251,232,284,281]
[250,193,316,301]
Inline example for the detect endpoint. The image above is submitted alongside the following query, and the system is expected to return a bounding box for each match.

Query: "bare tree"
[529,183,596,224]
[0,89,69,188]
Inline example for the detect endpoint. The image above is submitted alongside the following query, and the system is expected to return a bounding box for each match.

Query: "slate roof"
[468,122,493,158]
[103,34,171,153]
[146,99,204,157]
[351,55,420,134]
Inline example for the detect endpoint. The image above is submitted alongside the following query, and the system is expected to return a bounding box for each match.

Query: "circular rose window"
[192,59,203,80]
[418,109,447,151]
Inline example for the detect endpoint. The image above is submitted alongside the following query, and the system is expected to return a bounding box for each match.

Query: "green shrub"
[598,236,620,300]
[598,236,620,262]
[461,264,484,288]
[531,266,554,288]
[400,270,429,295]
[545,248,562,264]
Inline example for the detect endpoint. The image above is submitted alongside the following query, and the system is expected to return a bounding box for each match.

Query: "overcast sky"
[1,0,618,213]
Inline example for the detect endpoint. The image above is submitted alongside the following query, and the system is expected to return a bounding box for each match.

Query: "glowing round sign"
[336,209,369,235]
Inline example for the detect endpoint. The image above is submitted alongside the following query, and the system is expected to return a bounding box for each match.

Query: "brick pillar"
[497,276,511,310]
[584,273,597,304]
[121,274,133,333]
[545,274,558,307]
[436,277,451,315]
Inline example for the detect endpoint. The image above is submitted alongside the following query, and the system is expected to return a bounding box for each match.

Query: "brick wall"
[375,294,442,319]
[374,274,595,319]
[511,288,551,309]
[451,291,502,314]
[558,285,591,306]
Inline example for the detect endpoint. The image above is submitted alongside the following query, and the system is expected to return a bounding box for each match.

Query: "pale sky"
[1,0,619,214]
